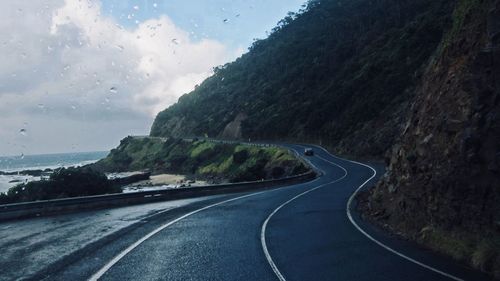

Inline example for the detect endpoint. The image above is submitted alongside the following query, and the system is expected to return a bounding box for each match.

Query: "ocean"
[0,151,109,194]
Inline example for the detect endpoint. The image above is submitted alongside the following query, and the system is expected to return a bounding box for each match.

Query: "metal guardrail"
[0,170,317,221]
[0,139,318,221]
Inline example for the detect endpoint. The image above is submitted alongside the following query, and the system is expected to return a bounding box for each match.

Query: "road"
[0,144,492,281]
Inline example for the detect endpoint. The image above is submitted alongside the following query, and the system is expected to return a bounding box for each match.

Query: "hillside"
[147,0,500,277]
[91,137,309,183]
[362,0,500,277]
[151,0,455,158]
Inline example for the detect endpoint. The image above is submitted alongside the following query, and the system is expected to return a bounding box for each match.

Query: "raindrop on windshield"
[133,5,139,10]
[223,19,229,23]
[116,45,124,51]
[109,87,118,94]
[19,128,27,136]
[171,38,179,45]
[20,153,25,160]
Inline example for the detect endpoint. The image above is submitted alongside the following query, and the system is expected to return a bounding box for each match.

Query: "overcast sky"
[0,0,305,156]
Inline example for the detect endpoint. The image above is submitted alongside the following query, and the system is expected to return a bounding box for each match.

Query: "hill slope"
[364,0,500,276]
[92,137,308,183]
[151,0,454,158]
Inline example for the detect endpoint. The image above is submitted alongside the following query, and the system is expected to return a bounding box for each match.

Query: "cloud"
[0,0,237,155]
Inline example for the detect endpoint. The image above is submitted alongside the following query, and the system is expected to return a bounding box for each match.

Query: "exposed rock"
[364,0,500,277]
[219,113,247,140]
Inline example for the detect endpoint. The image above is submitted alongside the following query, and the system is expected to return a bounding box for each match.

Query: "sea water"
[0,151,108,194]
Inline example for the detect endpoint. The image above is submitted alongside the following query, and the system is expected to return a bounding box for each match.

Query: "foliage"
[0,167,119,204]
[150,0,454,157]
[91,137,308,183]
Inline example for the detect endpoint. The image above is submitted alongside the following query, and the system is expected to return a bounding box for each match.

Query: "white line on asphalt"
[310,145,465,281]
[260,149,348,281]
[89,190,277,281]
[89,173,321,281]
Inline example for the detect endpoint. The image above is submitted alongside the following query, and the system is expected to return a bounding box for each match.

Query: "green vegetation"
[151,0,454,158]
[419,226,500,276]
[0,167,119,204]
[441,0,483,52]
[91,137,309,183]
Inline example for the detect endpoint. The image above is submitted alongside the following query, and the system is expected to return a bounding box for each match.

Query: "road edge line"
[260,152,347,281]
[310,145,465,281]
[88,188,291,281]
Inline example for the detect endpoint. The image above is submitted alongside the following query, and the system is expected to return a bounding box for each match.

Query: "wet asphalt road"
[4,145,493,281]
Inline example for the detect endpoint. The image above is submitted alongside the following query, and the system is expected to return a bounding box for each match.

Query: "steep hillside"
[151,0,454,158]
[92,137,309,183]
[363,0,500,277]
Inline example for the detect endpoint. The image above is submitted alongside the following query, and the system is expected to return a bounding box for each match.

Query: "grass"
[419,225,500,276]
[440,0,483,52]
[92,138,309,183]
[190,141,216,158]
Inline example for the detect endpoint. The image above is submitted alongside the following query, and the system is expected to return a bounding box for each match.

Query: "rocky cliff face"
[364,0,500,277]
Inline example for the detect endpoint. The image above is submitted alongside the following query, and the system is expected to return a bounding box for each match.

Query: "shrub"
[0,167,120,204]
[233,149,249,164]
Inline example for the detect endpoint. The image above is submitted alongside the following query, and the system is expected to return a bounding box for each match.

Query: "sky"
[0,0,306,156]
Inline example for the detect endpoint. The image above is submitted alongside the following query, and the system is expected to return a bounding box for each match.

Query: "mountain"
[151,0,454,158]
[149,0,500,277]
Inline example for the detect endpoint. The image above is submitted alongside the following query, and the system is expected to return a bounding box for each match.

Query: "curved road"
[13,145,492,281]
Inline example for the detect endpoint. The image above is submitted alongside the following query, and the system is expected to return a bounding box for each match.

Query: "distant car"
[304,148,314,156]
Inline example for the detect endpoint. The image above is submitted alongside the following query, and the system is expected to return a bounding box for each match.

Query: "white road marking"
[89,188,290,281]
[310,145,466,281]
[90,143,466,281]
[260,149,348,281]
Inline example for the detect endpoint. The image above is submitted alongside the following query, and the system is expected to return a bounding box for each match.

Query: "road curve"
[7,144,492,281]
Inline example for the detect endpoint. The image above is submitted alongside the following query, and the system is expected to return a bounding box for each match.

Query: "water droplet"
[223,19,229,23]
[71,105,77,110]
[96,79,101,85]
[171,38,179,45]
[116,45,124,51]
[20,153,24,160]
[109,87,118,94]
[133,5,139,10]
[19,128,27,136]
